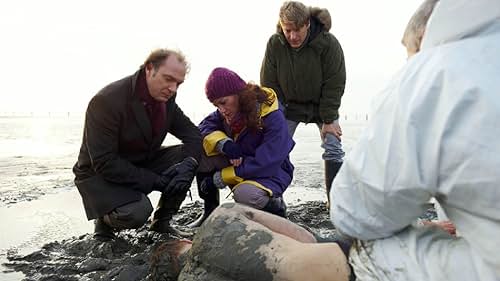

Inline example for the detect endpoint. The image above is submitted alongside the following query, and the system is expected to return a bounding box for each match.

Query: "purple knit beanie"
[205,67,246,102]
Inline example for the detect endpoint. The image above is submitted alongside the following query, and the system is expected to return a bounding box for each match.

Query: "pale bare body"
[176,203,351,281]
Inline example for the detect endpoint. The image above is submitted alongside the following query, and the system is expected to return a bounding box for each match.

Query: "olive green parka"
[260,7,346,123]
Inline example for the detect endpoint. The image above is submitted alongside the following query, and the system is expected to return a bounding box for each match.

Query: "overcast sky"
[0,0,422,121]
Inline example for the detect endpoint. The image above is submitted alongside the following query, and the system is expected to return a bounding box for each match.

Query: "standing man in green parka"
[260,1,346,207]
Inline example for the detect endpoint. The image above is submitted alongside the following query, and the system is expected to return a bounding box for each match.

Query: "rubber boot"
[188,172,220,228]
[94,217,115,241]
[150,192,193,237]
[325,160,342,209]
[262,197,287,218]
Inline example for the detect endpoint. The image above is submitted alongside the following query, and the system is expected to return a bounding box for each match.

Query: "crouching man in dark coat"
[73,48,202,239]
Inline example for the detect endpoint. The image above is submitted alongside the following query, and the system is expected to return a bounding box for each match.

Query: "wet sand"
[0,182,334,279]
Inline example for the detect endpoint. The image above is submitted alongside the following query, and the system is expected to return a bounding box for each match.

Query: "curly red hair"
[237,84,274,131]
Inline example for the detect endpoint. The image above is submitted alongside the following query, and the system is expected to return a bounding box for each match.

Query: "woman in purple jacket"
[189,67,295,227]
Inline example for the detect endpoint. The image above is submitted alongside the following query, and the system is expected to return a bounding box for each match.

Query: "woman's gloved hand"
[222,141,243,160]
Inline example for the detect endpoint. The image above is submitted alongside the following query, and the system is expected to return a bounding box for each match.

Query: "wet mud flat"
[4,201,336,281]
[4,200,438,281]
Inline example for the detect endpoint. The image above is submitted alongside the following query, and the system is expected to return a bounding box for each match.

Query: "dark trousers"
[79,145,185,228]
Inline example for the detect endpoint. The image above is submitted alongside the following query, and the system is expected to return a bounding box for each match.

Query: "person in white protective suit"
[331,0,500,280]
[402,0,457,237]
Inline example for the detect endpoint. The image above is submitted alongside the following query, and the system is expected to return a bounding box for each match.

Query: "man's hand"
[321,120,342,141]
[222,140,243,160]
[162,157,198,196]
[153,166,176,192]
[229,158,242,167]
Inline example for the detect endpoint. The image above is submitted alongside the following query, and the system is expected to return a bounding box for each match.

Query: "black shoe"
[150,219,193,237]
[94,218,115,240]
[325,160,342,207]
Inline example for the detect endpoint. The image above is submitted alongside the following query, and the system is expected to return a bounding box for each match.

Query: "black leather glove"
[163,157,198,196]
[222,141,243,160]
[152,164,176,192]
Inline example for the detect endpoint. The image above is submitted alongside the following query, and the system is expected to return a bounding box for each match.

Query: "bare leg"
[219,202,317,243]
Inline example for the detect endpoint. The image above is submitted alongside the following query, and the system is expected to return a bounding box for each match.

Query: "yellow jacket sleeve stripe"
[203,130,228,156]
[221,166,244,185]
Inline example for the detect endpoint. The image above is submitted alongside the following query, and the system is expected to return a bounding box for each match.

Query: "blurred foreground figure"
[331,0,500,280]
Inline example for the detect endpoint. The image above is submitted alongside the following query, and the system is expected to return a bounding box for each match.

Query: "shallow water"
[0,190,92,280]
[0,116,368,206]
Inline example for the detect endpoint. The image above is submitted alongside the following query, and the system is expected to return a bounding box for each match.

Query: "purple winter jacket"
[199,88,295,198]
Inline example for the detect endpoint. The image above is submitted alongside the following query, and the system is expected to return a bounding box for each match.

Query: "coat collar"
[260,87,279,117]
[130,68,153,143]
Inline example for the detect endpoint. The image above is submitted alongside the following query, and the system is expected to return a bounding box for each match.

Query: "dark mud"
[4,201,336,281]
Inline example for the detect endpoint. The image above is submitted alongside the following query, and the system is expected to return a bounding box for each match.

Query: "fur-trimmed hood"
[310,7,331,31]
[276,6,332,33]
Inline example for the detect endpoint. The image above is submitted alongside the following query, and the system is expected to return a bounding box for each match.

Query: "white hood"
[421,0,500,49]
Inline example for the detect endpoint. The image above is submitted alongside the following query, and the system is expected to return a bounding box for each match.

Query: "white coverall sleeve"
[330,68,441,240]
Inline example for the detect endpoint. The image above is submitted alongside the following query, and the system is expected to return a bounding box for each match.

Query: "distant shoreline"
[0,112,85,118]
[0,111,372,121]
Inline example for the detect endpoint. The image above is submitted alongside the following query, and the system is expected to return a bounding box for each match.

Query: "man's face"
[145,55,186,103]
[280,20,310,49]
